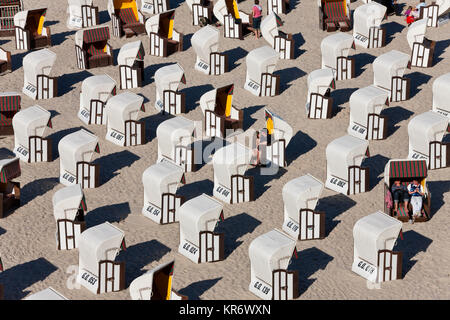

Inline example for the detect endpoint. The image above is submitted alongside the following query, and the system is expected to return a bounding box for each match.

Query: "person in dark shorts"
[252,0,262,39]
[391,180,409,216]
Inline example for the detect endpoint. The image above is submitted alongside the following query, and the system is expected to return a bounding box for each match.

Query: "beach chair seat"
[0,92,20,136]
[0,157,21,218]
[14,8,52,50]
[75,26,113,70]
[319,0,352,32]
[244,46,280,97]
[432,72,450,118]
[108,0,145,37]
[0,0,23,37]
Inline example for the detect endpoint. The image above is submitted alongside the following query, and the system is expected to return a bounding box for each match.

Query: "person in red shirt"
[252,0,262,39]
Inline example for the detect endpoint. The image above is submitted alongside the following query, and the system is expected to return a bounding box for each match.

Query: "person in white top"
[407,179,424,223]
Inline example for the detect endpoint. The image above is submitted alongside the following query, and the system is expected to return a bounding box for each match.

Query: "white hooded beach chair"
[432,72,450,117]
[200,84,242,138]
[66,0,99,29]
[0,47,11,74]
[352,211,403,283]
[407,19,435,68]
[74,26,113,70]
[325,135,370,195]
[105,92,145,147]
[244,46,280,97]
[0,156,21,218]
[24,287,68,300]
[321,32,355,80]
[129,260,187,300]
[156,116,196,172]
[267,0,290,15]
[108,0,145,38]
[178,194,224,264]
[306,68,335,119]
[146,9,183,57]
[118,40,145,89]
[191,25,228,75]
[154,63,186,114]
[186,0,213,26]
[77,222,126,294]
[372,50,411,102]
[419,0,450,27]
[141,0,170,15]
[14,8,51,50]
[52,184,87,250]
[142,160,185,224]
[353,2,386,48]
[248,229,298,300]
[0,92,21,136]
[58,129,100,188]
[282,174,325,240]
[264,108,293,167]
[12,105,52,163]
[212,142,253,204]
[0,0,23,37]
[408,111,449,170]
[78,74,117,125]
[213,0,251,39]
[22,49,57,100]
[261,12,294,60]
[347,85,390,140]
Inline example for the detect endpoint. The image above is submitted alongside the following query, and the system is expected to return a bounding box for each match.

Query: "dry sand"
[0,0,449,300]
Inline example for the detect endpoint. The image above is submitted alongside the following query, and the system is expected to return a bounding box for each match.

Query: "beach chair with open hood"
[66,0,99,29]
[306,68,335,119]
[191,25,228,75]
[0,156,20,218]
[146,9,183,57]
[75,26,113,70]
[213,0,251,39]
[22,49,57,100]
[353,1,386,48]
[154,63,186,114]
[14,8,51,50]
[244,46,280,97]
[108,0,145,38]
[0,0,23,37]
[319,0,352,32]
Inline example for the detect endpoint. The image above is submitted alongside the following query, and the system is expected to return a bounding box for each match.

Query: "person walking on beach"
[252,0,262,39]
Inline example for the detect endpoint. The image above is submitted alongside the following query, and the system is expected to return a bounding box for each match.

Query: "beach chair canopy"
[200,84,236,117]
[373,50,410,90]
[154,63,185,100]
[142,160,184,208]
[212,142,252,190]
[349,85,389,125]
[191,25,219,64]
[107,0,139,22]
[213,0,247,25]
[246,46,279,85]
[58,129,99,175]
[105,92,143,134]
[436,0,450,15]
[248,229,296,285]
[23,49,56,88]
[12,105,51,149]
[408,111,448,156]
[307,68,335,101]
[407,19,427,49]
[384,159,428,184]
[117,40,144,66]
[14,8,47,33]
[80,74,116,108]
[78,222,124,276]
[0,92,21,126]
[264,108,293,145]
[75,25,110,48]
[321,32,354,69]
[0,157,20,183]
[145,9,175,36]
[353,2,386,38]
[53,184,84,221]
[353,211,401,266]
[432,72,450,114]
[326,135,369,178]
[282,174,324,221]
[24,287,68,300]
[260,12,283,47]
[179,194,223,247]
[156,116,195,161]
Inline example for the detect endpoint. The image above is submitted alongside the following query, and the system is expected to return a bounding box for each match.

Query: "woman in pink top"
[252,0,262,39]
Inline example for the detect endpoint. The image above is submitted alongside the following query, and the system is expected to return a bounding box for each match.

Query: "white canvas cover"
[52,184,84,221]
[78,222,124,278]
[22,49,56,96]
[67,0,94,29]
[326,135,369,180]
[432,72,450,117]
[212,142,252,190]
[12,105,51,158]
[248,229,296,289]
[24,287,68,300]
[260,12,280,48]
[118,40,143,66]
[142,160,184,209]
[179,193,223,248]
[213,0,250,25]
[407,19,427,49]
[352,211,402,281]
[282,174,324,223]
[156,116,195,162]
[58,129,99,179]
[408,111,448,160]
[353,2,386,39]
[373,50,410,90]
[321,32,354,69]
[79,74,116,110]
[437,0,450,15]
[191,25,219,65]
[265,108,293,146]
[154,63,185,111]
[306,68,335,104]
[245,46,279,86]
[105,91,143,136]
